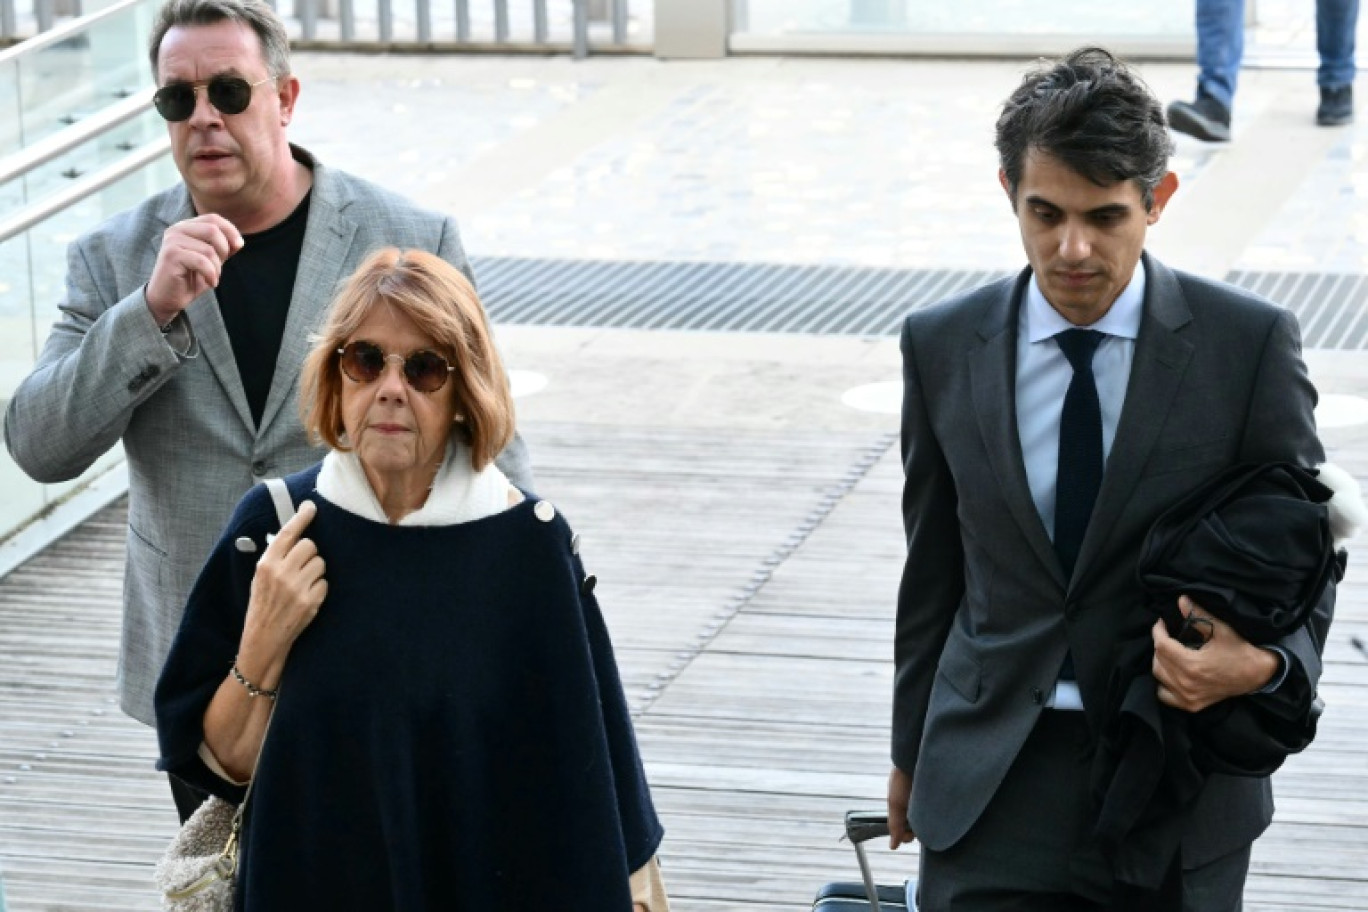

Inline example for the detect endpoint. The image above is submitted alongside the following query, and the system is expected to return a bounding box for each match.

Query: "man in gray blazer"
[886,48,1333,909]
[3,0,531,818]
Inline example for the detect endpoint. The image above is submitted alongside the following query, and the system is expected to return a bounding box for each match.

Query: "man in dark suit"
[885,48,1333,910]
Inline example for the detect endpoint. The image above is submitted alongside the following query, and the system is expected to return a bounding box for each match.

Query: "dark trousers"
[169,772,210,824]
[917,710,1250,912]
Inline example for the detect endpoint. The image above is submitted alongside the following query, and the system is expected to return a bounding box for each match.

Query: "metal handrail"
[0,0,164,237]
[0,92,153,187]
[0,136,170,244]
[0,0,145,66]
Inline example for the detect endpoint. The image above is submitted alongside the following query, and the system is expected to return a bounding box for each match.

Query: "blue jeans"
[1196,0,1359,109]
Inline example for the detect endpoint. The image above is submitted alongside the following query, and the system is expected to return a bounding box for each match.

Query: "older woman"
[155,248,667,910]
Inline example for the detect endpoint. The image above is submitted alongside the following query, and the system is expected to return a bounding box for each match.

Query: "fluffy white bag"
[154,794,242,910]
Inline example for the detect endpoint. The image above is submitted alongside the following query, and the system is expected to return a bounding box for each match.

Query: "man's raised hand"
[145,214,244,326]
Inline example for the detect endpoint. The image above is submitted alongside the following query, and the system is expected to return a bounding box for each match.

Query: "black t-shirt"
[217,190,312,428]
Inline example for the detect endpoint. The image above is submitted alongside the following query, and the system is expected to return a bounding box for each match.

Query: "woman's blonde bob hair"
[299,248,514,471]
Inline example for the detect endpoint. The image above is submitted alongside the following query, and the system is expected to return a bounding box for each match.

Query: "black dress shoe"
[1166,94,1232,142]
[1317,84,1354,126]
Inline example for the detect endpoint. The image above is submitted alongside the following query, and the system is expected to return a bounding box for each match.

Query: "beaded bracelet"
[231,659,278,700]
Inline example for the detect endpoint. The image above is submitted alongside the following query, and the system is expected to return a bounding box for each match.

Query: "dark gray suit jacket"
[4,147,533,725]
[892,253,1332,867]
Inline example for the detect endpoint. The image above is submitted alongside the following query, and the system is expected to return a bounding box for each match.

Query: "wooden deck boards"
[0,420,1365,910]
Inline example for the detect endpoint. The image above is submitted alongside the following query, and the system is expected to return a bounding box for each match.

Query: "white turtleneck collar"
[315,439,514,526]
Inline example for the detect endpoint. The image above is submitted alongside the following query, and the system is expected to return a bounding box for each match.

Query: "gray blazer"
[893,253,1332,867]
[4,148,533,725]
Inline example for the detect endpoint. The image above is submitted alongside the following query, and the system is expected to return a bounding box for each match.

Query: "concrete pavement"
[287,50,1368,449]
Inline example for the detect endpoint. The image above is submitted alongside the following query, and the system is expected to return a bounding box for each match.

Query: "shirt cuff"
[160,312,195,356]
[197,741,250,786]
[1253,646,1290,694]
[141,285,195,356]
[629,856,670,911]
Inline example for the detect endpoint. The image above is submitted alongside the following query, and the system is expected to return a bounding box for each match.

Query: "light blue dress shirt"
[1015,262,1144,534]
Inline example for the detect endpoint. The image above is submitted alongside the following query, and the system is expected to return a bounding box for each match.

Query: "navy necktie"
[1053,329,1103,685]
[1054,328,1104,579]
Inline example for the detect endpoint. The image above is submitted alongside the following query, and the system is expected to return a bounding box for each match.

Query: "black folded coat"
[1091,463,1343,899]
[1138,461,1339,647]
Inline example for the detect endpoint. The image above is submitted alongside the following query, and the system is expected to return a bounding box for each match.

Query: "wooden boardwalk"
[0,419,1365,910]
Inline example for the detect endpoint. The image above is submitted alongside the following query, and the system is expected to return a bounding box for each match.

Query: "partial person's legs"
[915,711,1112,912]
[1195,0,1247,109]
[1169,0,1243,140]
[169,772,209,824]
[1182,843,1250,912]
[1317,0,1359,87]
[1316,0,1359,124]
[916,712,1253,912]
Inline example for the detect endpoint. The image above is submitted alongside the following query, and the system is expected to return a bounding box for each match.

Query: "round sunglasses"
[337,341,455,393]
[153,75,274,122]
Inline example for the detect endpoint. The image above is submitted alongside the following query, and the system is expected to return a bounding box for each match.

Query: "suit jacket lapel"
[257,162,359,437]
[1072,254,1195,586]
[153,187,257,434]
[970,269,1067,586]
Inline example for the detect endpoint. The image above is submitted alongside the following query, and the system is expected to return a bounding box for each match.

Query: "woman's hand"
[241,499,328,668]
[202,501,327,781]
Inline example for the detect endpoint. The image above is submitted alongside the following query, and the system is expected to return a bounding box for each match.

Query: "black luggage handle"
[843,811,892,912]
[844,810,890,845]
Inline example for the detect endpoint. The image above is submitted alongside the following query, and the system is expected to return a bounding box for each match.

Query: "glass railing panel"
[3,0,132,39]
[0,60,18,161]
[11,106,164,204]
[1,0,158,155]
[0,227,44,538]
[735,0,1195,40]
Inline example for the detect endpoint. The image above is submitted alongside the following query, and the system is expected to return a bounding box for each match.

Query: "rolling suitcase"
[812,811,917,911]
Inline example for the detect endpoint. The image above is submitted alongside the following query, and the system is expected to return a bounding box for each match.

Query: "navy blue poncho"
[155,465,663,911]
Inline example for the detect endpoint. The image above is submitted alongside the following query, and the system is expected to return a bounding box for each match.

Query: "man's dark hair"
[148,0,291,81]
[996,47,1173,209]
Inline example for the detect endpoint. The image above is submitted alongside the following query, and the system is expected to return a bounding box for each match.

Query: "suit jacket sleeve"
[3,234,188,483]
[1237,308,1333,710]
[435,214,537,492]
[892,316,966,775]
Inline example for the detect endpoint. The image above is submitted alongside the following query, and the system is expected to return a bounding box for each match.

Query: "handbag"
[154,794,244,910]
[154,478,297,910]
